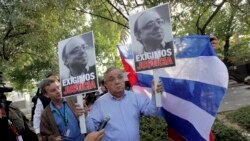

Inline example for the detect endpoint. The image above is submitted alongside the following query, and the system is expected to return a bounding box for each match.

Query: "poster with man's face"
[58,31,98,97]
[129,3,175,72]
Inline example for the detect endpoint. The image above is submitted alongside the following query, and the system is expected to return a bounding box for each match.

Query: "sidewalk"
[218,80,250,112]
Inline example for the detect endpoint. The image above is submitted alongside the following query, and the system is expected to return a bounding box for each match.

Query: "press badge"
[64,129,71,137]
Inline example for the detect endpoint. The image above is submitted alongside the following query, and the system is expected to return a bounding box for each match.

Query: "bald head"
[62,37,88,61]
[62,36,89,74]
[134,11,165,45]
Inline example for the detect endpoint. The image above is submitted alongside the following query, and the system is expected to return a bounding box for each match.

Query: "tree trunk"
[223,35,231,67]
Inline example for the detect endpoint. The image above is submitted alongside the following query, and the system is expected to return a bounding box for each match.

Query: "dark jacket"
[39,95,51,108]
[0,106,38,141]
[0,117,17,141]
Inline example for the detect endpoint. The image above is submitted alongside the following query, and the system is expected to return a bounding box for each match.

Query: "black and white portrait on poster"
[129,3,175,72]
[58,31,98,97]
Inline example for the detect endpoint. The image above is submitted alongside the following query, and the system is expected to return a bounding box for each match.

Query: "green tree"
[74,0,126,75]
[1,0,250,90]
[0,0,88,90]
[75,0,250,66]
[169,0,250,66]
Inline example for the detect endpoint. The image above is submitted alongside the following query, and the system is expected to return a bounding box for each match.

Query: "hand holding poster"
[129,3,175,107]
[118,35,229,141]
[129,3,175,72]
[58,31,98,133]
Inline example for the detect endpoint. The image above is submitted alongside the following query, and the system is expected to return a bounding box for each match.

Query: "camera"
[0,99,10,109]
[0,99,6,109]
[0,71,13,93]
[0,99,11,113]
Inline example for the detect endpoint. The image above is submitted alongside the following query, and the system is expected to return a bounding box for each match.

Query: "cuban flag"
[117,35,228,141]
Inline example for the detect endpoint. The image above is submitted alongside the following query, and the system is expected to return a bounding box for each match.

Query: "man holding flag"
[121,2,228,140]
[86,66,163,141]
[118,35,228,141]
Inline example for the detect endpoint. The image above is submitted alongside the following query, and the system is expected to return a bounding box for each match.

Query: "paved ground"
[218,80,250,112]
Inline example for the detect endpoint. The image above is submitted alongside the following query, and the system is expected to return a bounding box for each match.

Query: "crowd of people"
[0,65,162,141]
[0,7,221,141]
[1,47,218,141]
[40,67,162,141]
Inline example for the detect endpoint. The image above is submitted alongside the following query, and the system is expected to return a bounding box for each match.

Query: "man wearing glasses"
[86,66,163,141]
[62,36,96,78]
[134,10,173,53]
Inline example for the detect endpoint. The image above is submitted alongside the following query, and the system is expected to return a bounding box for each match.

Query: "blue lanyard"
[52,102,68,126]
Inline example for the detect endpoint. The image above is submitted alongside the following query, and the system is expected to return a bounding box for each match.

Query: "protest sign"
[58,31,98,97]
[129,3,175,72]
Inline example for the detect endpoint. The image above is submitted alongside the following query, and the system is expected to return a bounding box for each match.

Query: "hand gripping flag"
[117,35,229,141]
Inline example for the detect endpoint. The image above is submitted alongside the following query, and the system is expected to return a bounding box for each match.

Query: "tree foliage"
[74,0,250,66]
[168,0,250,66]
[0,0,249,90]
[76,0,125,75]
[0,0,87,90]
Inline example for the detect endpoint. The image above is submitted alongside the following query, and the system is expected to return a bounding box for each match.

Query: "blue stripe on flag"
[160,108,206,141]
[174,36,216,58]
[136,73,226,116]
[161,77,226,116]
[136,73,152,87]
[118,35,228,141]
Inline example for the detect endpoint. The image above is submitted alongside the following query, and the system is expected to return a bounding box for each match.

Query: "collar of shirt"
[50,98,66,112]
[107,91,126,101]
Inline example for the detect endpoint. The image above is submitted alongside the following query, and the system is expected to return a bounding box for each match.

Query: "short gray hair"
[103,66,121,82]
[39,78,56,94]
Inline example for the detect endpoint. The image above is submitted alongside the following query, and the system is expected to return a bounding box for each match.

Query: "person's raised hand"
[74,103,86,117]
[151,80,163,95]
[54,136,63,141]
[210,35,219,50]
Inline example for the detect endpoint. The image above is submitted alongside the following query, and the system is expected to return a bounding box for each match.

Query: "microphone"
[98,116,110,131]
